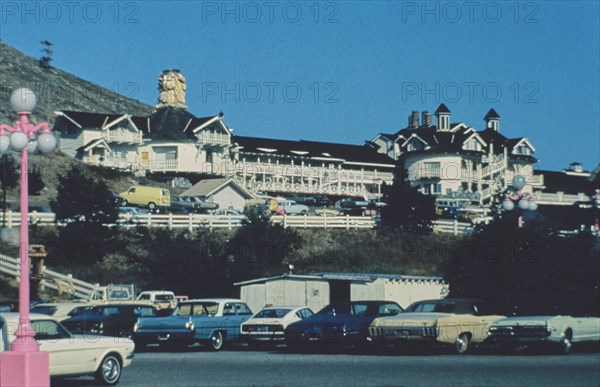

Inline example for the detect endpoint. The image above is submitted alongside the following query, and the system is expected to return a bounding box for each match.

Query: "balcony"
[103,131,143,144]
[198,133,230,146]
[141,159,179,171]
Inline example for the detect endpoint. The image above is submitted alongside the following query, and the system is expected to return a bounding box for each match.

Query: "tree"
[442,215,600,316]
[380,165,436,233]
[51,165,118,224]
[39,40,53,69]
[28,168,45,195]
[227,209,303,283]
[0,154,18,210]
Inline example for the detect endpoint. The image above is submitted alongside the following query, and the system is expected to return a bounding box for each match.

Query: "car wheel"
[454,333,470,354]
[95,354,122,386]
[301,210,308,215]
[209,331,224,351]
[557,333,572,355]
[148,202,156,210]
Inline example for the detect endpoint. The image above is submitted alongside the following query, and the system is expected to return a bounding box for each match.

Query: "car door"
[31,319,86,376]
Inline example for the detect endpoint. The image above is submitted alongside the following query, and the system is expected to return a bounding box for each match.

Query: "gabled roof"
[54,111,140,133]
[181,178,253,199]
[233,136,395,166]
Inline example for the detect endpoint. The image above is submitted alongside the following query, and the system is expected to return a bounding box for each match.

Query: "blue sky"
[1,0,598,171]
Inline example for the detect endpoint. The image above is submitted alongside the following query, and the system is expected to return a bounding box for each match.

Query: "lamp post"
[501,175,538,228]
[0,88,56,387]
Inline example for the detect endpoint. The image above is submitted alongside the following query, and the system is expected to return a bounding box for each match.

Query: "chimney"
[408,110,419,128]
[422,111,433,127]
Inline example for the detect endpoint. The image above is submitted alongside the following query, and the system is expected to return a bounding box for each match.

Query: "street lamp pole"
[501,175,538,228]
[0,88,56,387]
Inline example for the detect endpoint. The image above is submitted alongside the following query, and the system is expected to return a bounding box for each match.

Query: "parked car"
[170,195,198,213]
[62,303,158,339]
[313,195,331,207]
[337,208,378,217]
[241,306,314,347]
[133,299,253,351]
[487,310,600,354]
[188,196,219,211]
[287,194,316,206]
[0,312,134,385]
[368,298,504,354]
[30,302,93,322]
[211,208,247,221]
[284,300,403,351]
[118,185,170,210]
[277,200,309,215]
[335,198,369,209]
[136,291,177,310]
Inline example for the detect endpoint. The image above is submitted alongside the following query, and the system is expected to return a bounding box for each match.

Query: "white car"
[0,312,135,385]
[277,200,309,215]
[137,290,177,310]
[30,302,92,322]
[488,314,600,354]
[241,306,314,347]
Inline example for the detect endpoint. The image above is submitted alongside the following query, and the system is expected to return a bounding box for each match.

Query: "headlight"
[133,322,140,332]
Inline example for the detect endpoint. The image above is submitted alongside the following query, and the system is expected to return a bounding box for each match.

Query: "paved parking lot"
[53,346,600,387]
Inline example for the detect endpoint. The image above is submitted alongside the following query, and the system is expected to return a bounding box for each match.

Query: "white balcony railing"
[198,133,229,146]
[103,131,143,144]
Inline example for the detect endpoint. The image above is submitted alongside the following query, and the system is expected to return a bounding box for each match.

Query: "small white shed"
[182,178,253,211]
[235,272,447,313]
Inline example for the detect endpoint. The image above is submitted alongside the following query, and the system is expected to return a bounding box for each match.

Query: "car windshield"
[176,302,219,316]
[406,301,459,313]
[155,294,174,301]
[254,308,291,319]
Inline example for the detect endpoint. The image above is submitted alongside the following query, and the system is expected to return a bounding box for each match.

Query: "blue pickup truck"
[133,298,253,350]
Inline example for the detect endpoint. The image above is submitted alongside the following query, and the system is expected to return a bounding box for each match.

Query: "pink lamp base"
[0,351,49,387]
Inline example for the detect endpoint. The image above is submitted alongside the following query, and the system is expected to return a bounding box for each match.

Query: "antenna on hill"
[39,40,53,69]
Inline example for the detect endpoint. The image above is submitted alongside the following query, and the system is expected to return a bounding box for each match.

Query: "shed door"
[329,280,351,304]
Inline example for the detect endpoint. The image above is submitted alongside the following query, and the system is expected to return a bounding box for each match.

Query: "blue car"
[284,300,403,351]
[133,298,253,351]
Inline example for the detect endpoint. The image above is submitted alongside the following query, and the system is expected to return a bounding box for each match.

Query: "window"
[379,303,403,316]
[515,145,531,155]
[463,139,482,151]
[234,303,253,315]
[407,138,425,152]
[31,320,67,340]
[206,151,213,163]
[223,303,235,315]
[434,183,442,194]
[351,304,368,316]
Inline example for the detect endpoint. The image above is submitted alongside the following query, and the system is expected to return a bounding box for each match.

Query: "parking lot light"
[0,88,55,387]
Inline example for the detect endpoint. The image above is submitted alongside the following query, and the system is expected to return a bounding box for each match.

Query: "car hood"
[371,313,452,327]
[244,318,285,325]
[490,316,556,326]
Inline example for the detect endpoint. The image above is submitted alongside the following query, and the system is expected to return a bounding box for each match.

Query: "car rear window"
[155,295,174,302]
[255,309,291,319]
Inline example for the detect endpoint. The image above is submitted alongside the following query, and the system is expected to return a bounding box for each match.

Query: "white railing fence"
[0,254,97,300]
[0,211,472,235]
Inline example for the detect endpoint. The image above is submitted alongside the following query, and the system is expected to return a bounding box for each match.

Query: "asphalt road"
[53,346,600,387]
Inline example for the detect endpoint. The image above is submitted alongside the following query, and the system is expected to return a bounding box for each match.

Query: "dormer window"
[514,145,531,155]
[406,138,425,151]
[463,139,482,152]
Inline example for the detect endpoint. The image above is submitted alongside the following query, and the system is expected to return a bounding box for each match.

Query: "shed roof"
[234,272,445,286]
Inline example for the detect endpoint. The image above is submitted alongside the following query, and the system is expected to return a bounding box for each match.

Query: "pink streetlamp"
[0,88,56,387]
[501,175,538,228]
